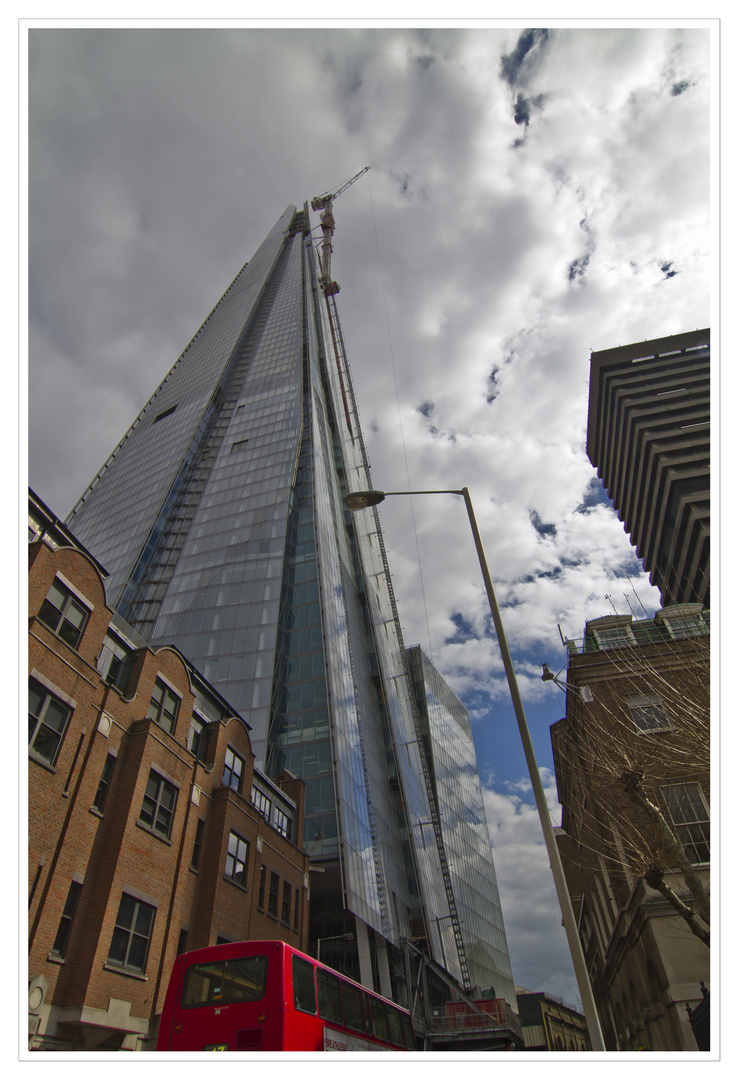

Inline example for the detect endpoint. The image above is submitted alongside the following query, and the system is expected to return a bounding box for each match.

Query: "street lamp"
[317,932,354,964]
[345,486,606,1051]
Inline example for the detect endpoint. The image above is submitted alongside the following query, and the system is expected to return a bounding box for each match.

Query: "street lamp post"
[344,487,606,1051]
[317,932,354,964]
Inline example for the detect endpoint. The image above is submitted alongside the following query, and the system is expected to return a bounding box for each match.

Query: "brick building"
[550,607,710,1051]
[28,490,310,1051]
[515,988,590,1051]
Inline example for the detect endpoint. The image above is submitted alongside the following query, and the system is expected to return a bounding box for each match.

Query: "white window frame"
[661,782,710,864]
[626,693,673,733]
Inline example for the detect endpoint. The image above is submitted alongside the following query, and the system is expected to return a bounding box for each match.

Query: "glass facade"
[65,204,511,994]
[406,645,517,1008]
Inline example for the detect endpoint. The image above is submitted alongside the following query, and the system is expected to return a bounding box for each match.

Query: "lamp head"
[541,663,556,682]
[344,490,386,511]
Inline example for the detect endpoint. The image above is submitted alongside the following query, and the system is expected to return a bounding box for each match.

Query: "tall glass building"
[66,203,515,1006]
[406,646,516,1003]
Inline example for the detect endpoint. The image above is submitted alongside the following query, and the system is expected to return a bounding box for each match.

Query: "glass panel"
[341,982,364,1032]
[367,995,389,1042]
[292,956,316,1014]
[181,956,268,1007]
[317,969,342,1024]
[386,1005,404,1046]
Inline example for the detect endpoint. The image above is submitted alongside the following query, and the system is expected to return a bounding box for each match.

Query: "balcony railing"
[566,613,709,656]
[425,1000,522,1040]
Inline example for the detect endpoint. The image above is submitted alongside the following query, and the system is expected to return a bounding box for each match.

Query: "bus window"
[317,968,343,1025]
[341,981,365,1033]
[367,995,389,1043]
[292,955,317,1014]
[181,956,267,1007]
[400,1012,415,1049]
[386,1004,404,1047]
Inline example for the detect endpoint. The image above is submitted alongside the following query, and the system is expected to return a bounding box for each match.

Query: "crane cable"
[365,170,434,660]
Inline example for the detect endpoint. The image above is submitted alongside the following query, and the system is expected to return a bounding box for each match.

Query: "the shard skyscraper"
[66,201,516,1009]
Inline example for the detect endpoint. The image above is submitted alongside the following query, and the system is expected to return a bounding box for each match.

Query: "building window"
[29,678,72,766]
[191,818,205,870]
[273,807,291,839]
[51,880,82,957]
[626,694,672,733]
[662,783,710,864]
[93,752,117,812]
[139,770,177,840]
[146,678,180,734]
[97,631,135,693]
[282,881,292,924]
[257,865,266,910]
[225,831,249,887]
[188,716,208,760]
[222,747,244,792]
[268,872,279,916]
[38,579,90,649]
[177,928,189,956]
[108,894,155,973]
[594,626,635,650]
[252,786,272,822]
[663,614,706,639]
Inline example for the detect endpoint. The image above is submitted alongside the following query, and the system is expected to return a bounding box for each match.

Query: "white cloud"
[483,769,582,1004]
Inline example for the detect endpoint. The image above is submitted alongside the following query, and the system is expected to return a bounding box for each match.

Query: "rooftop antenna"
[627,577,650,616]
[623,593,638,618]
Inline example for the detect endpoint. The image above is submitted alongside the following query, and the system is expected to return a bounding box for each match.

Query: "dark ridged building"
[586,329,709,607]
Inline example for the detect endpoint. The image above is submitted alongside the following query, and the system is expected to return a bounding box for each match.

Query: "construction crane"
[311,166,369,297]
[310,167,370,440]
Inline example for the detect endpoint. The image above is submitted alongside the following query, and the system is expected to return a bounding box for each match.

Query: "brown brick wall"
[28,535,310,1046]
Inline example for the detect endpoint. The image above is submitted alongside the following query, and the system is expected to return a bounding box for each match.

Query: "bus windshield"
[181,955,268,1007]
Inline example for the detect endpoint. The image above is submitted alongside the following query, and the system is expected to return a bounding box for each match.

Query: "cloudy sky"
[26,21,712,1007]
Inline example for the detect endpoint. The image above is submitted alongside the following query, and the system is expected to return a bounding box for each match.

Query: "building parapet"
[565,607,709,656]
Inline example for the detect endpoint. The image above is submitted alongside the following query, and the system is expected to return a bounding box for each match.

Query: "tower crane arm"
[311,166,370,211]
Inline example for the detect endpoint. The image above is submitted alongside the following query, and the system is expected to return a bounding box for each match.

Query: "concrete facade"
[586,328,709,608]
[28,491,310,1051]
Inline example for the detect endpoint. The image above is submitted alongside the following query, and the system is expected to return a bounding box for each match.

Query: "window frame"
[626,693,673,733]
[38,578,91,650]
[146,677,181,735]
[139,769,178,841]
[225,831,250,888]
[281,881,292,925]
[661,782,710,864]
[92,751,117,812]
[107,893,156,973]
[188,716,208,760]
[222,747,244,793]
[29,678,72,767]
[191,818,205,870]
[268,871,279,917]
[51,880,82,958]
[98,630,135,693]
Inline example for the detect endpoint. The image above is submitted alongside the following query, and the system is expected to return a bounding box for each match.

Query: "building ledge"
[55,997,149,1035]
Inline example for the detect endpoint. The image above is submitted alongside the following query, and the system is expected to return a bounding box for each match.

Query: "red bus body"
[156,940,415,1052]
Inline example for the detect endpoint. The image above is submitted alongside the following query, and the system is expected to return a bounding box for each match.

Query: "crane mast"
[311,166,369,297]
[309,167,370,441]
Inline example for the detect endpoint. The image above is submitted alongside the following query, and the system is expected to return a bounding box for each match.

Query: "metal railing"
[566,614,709,656]
[426,1001,522,1040]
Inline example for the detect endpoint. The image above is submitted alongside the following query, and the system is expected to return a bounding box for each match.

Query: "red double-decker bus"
[156,940,416,1052]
